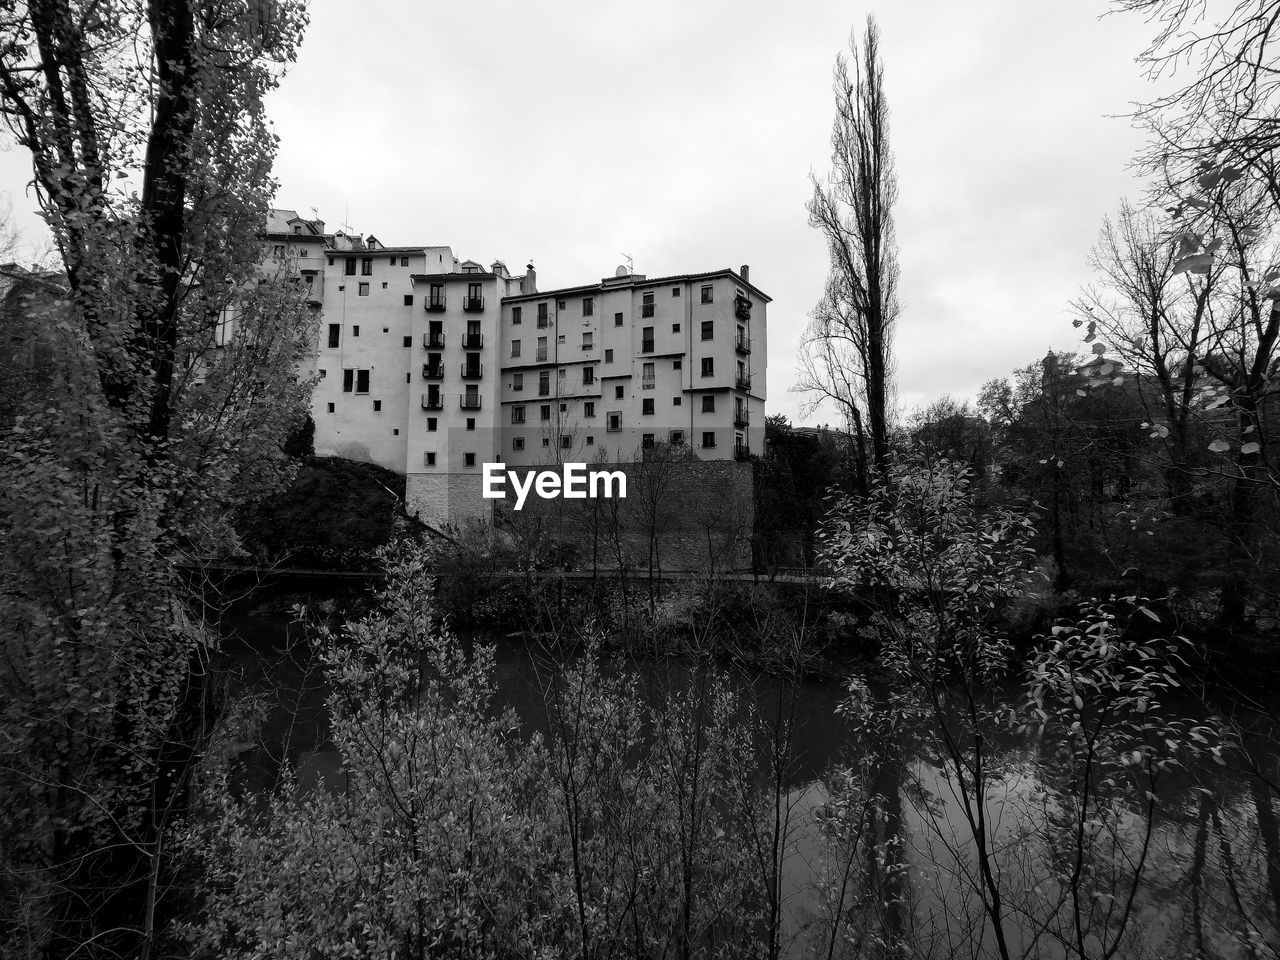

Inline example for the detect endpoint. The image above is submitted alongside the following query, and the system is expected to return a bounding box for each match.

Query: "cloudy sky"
[1,0,1169,425]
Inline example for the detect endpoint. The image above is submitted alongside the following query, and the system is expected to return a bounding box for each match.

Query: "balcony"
[462,332,484,349]
[735,296,752,320]
[641,376,655,390]
[460,363,484,380]
[426,297,446,313]
[538,384,550,397]
[736,373,752,391]
[422,364,444,381]
[424,332,445,348]
[641,339,654,353]
[735,335,751,355]
[537,317,549,329]
[463,295,485,313]
[459,394,482,410]
[734,409,750,428]
[734,442,752,461]
[421,394,443,410]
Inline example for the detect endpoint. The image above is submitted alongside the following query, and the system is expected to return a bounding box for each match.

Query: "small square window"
[670,430,685,445]
[673,359,682,370]
[542,437,550,447]
[327,402,335,413]
[393,428,399,436]
[561,435,572,449]
[373,400,382,412]
[464,452,476,467]
[614,385,624,399]
[702,431,716,448]
[403,335,412,347]
[466,418,476,431]
[673,396,682,406]
[382,327,389,333]
[672,323,680,333]
[404,295,413,306]
[558,299,566,309]
[560,402,568,412]
[558,334,566,344]
[382,282,388,289]
[672,287,681,297]
[425,452,437,466]
[513,436,525,451]
[427,418,438,431]
[352,325,360,337]
[318,369,327,378]
[586,436,594,446]
[358,282,369,296]
[701,395,715,413]
[401,256,409,267]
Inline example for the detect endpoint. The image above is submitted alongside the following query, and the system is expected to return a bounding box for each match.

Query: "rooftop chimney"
[521,262,537,294]
[740,264,750,284]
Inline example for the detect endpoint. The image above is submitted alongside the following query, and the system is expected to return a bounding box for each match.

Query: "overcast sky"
[1,0,1168,425]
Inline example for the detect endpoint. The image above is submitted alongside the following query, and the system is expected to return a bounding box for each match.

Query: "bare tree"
[799,16,900,488]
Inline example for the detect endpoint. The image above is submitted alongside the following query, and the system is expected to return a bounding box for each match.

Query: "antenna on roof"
[620,253,633,275]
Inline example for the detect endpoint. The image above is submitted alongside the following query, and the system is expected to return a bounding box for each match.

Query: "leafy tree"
[799,15,899,489]
[0,3,311,957]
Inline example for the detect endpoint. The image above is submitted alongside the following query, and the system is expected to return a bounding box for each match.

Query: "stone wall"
[405,471,492,529]
[491,457,756,573]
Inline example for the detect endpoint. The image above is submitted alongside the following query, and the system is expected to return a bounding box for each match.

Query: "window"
[511,339,521,358]
[464,453,476,467]
[537,302,549,325]
[642,433,655,449]
[614,312,623,326]
[702,395,715,413]
[425,452,436,466]
[542,437,550,447]
[466,418,475,431]
[326,402,334,413]
[582,297,594,316]
[358,282,369,296]
[557,334,566,344]
[272,244,284,259]
[373,400,382,412]
[382,282,388,289]
[467,281,481,302]
[361,257,373,276]
[701,285,713,303]
[556,402,566,413]
[405,373,410,383]
[607,412,622,432]
[382,327,388,333]
[605,349,614,363]
[701,320,714,340]
[427,418,437,431]
[672,323,680,333]
[342,369,354,392]
[327,324,340,348]
[586,436,594,446]
[584,401,595,417]
[513,373,524,392]
[537,337,548,362]
[701,357,714,377]
[429,283,444,308]
[560,435,572,449]
[702,431,717,448]
[642,326,654,352]
[356,369,370,393]
[540,404,551,421]
[513,437,525,451]
[582,331,593,349]
[642,398,654,415]
[670,430,685,445]
[318,369,326,379]
[539,371,550,395]
[672,287,681,297]
[614,385,624,399]
[404,294,413,306]
[352,325,360,337]
[403,335,412,347]
[328,257,335,267]
[642,361,654,388]
[344,257,356,275]
[393,428,399,436]
[583,366,595,385]
[673,396,682,406]
[512,306,522,324]
[642,291,655,317]
[401,256,409,267]
[512,405,526,424]
[557,299,566,309]
[558,369,566,380]
[673,358,682,370]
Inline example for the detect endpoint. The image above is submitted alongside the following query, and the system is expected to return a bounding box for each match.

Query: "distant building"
[262,210,770,532]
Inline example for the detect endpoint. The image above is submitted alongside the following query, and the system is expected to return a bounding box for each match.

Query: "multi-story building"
[263,210,769,534]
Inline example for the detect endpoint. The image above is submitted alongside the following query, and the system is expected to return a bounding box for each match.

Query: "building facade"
[265,210,769,532]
